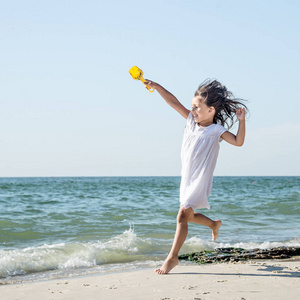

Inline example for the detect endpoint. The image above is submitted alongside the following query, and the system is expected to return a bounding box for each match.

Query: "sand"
[1,260,300,300]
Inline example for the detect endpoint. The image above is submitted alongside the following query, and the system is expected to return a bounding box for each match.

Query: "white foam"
[0,228,143,279]
[1,229,299,284]
[182,236,300,252]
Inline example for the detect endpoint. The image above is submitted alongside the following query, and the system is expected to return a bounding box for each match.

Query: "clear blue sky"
[1,0,299,176]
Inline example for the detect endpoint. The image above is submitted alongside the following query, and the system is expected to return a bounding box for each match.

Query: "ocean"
[0,176,299,284]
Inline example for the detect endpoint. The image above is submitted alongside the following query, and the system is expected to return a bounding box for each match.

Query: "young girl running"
[145,78,247,275]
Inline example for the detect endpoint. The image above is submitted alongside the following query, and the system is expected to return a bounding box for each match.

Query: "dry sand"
[1,260,299,300]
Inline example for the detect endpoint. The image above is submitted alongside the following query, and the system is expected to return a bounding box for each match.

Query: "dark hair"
[195,79,248,129]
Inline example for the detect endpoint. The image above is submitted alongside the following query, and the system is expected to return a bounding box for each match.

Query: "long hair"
[195,79,248,129]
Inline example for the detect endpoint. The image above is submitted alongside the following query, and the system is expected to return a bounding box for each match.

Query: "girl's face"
[191,96,215,126]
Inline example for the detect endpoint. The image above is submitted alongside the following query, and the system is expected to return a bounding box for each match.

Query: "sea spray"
[1,231,299,283]
[0,228,143,279]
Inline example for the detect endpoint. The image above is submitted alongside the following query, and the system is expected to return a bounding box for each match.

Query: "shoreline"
[2,259,299,300]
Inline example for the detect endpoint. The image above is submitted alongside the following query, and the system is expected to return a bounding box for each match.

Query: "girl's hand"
[144,79,159,90]
[236,107,245,121]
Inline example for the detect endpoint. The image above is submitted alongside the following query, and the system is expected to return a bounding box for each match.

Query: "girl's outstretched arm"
[221,108,246,147]
[145,80,190,119]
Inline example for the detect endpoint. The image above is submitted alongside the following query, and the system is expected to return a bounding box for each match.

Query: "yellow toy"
[129,66,154,93]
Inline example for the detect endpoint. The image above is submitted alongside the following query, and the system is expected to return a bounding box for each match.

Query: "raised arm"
[221,108,246,147]
[145,80,190,119]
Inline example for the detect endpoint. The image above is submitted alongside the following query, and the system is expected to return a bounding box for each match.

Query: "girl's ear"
[209,106,215,114]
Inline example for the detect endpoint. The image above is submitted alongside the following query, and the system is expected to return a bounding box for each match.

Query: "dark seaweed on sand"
[179,247,300,264]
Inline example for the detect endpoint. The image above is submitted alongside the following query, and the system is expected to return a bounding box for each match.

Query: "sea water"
[0,176,299,284]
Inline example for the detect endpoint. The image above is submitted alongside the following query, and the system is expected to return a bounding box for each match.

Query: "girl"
[145,79,248,275]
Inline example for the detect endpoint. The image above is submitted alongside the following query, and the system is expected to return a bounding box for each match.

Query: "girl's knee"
[177,207,193,223]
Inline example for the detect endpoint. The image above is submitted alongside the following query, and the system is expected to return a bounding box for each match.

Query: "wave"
[0,229,145,281]
[1,228,299,284]
[183,236,300,252]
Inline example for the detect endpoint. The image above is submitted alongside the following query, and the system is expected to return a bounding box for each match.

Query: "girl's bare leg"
[155,208,222,275]
[155,207,194,275]
[190,212,222,241]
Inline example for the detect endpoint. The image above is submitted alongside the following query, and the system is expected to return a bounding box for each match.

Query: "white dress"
[180,112,227,210]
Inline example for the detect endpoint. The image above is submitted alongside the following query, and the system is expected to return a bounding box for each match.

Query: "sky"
[1,0,299,177]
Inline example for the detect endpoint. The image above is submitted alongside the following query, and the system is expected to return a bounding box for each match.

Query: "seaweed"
[178,246,300,264]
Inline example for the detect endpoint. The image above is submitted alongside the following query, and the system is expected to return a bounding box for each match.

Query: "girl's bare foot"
[155,257,179,275]
[212,220,222,241]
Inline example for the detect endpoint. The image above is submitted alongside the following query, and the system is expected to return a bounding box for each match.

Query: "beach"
[2,259,300,300]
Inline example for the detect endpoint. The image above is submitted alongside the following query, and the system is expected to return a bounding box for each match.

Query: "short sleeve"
[215,124,227,142]
[185,111,194,129]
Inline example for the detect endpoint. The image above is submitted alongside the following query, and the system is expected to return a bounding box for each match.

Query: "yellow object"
[129,66,154,93]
